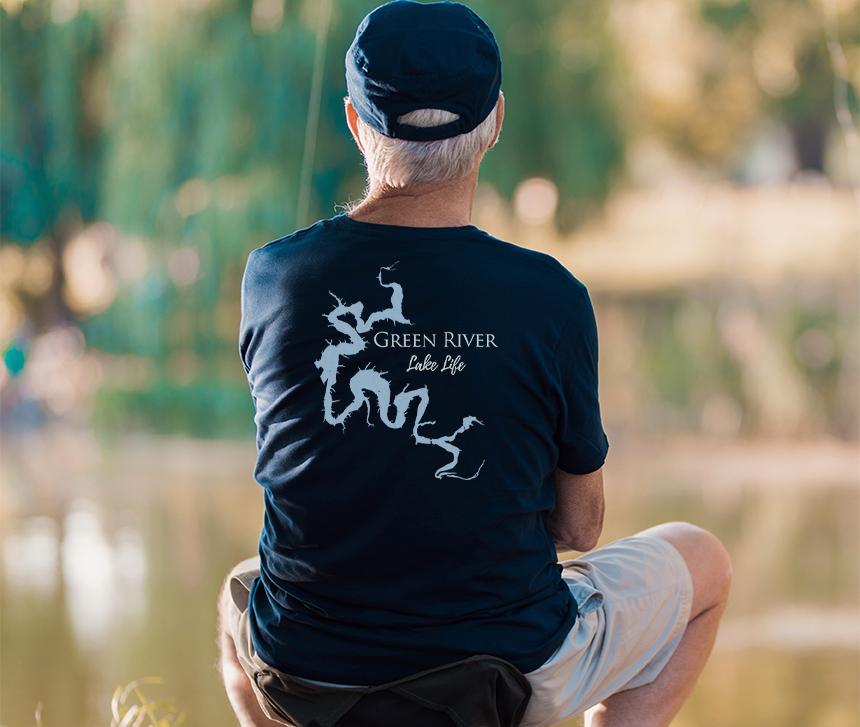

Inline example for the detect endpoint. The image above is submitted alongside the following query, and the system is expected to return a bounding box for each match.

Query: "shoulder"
[473,232,597,346]
[246,218,329,264]
[474,229,591,302]
[241,218,331,290]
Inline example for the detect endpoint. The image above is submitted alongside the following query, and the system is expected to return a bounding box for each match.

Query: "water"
[1,429,858,727]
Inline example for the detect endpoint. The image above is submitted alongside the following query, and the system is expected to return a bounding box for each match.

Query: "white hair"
[350,96,500,191]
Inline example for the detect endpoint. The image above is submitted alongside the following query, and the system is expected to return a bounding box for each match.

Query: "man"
[218,2,733,726]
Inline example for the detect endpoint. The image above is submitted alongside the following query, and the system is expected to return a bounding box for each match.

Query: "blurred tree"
[680,0,855,173]
[1,0,854,436]
[96,0,319,372]
[476,0,626,230]
[1,1,108,324]
[76,0,628,432]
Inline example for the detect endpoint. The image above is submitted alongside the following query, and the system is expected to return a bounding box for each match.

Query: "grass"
[31,677,187,727]
[109,678,186,727]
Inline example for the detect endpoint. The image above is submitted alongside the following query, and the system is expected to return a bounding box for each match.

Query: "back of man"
[238,210,609,685]
[219,5,731,726]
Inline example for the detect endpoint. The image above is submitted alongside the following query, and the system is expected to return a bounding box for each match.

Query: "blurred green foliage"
[93,379,255,438]
[1,0,856,437]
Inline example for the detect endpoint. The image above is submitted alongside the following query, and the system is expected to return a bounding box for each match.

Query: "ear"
[344,96,365,153]
[488,91,505,149]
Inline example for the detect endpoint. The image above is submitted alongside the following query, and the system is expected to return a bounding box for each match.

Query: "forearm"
[546,510,597,553]
[546,509,576,552]
[546,466,605,552]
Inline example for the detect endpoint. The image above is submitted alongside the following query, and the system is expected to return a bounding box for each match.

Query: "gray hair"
[350,96,500,190]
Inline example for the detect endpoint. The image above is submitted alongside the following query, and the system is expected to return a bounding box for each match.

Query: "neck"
[347,170,478,228]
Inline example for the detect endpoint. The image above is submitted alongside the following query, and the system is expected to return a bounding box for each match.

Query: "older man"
[218,2,732,726]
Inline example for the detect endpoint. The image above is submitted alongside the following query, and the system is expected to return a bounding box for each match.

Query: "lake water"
[2,429,858,727]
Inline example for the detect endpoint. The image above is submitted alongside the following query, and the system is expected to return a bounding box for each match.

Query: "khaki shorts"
[223,558,303,723]
[520,533,694,726]
[224,533,693,727]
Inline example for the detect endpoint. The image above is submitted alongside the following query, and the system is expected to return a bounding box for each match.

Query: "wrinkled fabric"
[255,655,531,727]
[238,213,609,685]
[519,534,695,727]
[226,558,531,727]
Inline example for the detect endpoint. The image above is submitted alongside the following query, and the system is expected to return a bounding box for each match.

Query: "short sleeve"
[553,284,609,474]
[239,253,253,375]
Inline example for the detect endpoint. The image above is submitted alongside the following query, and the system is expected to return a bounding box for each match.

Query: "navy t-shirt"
[238,212,609,685]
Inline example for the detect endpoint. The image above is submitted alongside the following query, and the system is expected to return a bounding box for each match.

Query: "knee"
[216,585,248,693]
[678,521,732,592]
[645,520,733,606]
[216,574,238,662]
[217,575,232,636]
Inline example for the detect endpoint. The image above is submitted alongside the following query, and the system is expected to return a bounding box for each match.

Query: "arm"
[546,466,605,552]
[549,280,608,552]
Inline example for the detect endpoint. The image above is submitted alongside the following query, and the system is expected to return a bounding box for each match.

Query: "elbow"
[548,497,606,552]
[578,532,601,552]
[551,510,604,553]
[564,530,601,552]
[552,523,602,553]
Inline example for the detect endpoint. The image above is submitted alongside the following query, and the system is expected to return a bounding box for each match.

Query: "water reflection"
[61,501,147,648]
[718,606,860,652]
[3,515,59,596]
[1,429,858,727]
[3,501,148,654]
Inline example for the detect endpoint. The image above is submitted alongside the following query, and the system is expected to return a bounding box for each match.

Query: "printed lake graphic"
[314,261,485,480]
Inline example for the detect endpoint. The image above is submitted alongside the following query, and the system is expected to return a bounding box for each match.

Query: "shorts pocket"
[567,576,604,616]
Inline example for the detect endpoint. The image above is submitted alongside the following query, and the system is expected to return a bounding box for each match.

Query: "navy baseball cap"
[345,1,502,142]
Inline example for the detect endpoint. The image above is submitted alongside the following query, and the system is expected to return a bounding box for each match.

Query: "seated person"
[218,3,732,725]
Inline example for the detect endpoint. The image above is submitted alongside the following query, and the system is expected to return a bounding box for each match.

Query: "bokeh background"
[2,0,859,725]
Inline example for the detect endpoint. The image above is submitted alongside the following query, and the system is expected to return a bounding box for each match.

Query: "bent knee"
[217,575,233,630]
[216,582,243,679]
[216,573,241,661]
[642,520,732,611]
